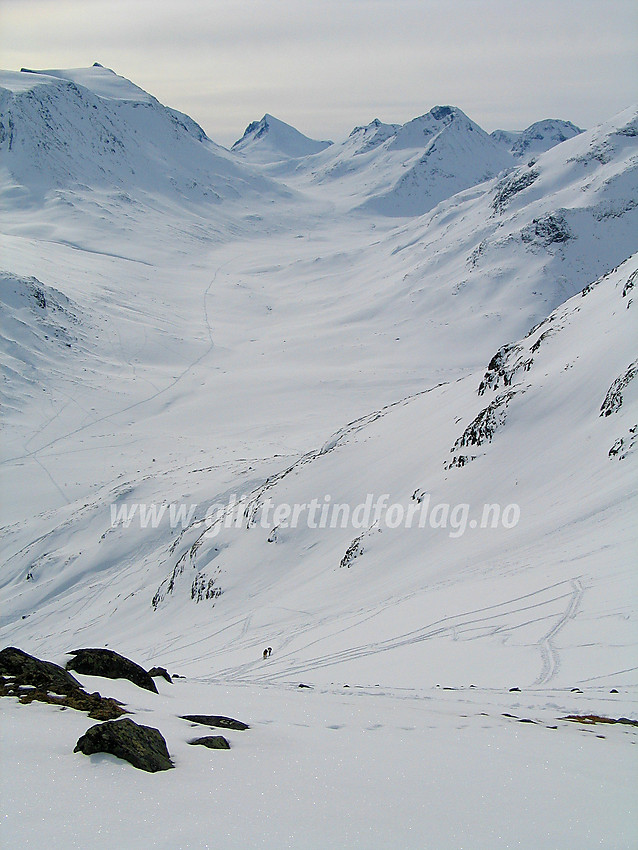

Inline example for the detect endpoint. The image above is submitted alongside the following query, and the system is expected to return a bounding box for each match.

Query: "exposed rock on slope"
[0,647,125,719]
[66,648,159,693]
[74,718,173,772]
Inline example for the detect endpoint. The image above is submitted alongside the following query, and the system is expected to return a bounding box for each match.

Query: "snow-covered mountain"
[491,118,583,158]
[0,64,287,216]
[231,113,332,162]
[269,105,515,216]
[0,66,636,849]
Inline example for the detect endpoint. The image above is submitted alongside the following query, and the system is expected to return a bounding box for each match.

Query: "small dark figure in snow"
[267,647,272,656]
[263,649,268,659]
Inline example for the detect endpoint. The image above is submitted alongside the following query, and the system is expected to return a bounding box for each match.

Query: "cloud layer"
[2,0,636,147]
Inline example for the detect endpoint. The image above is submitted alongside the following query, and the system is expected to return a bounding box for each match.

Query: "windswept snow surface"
[1,68,637,848]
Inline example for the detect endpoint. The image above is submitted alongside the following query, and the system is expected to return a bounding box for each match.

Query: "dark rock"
[521,213,571,246]
[340,535,364,569]
[478,343,523,395]
[75,718,173,772]
[0,646,125,719]
[610,689,619,694]
[492,169,539,214]
[188,735,230,749]
[0,646,81,694]
[622,268,636,299]
[298,683,313,689]
[560,714,638,727]
[446,389,518,469]
[66,648,158,693]
[509,687,521,692]
[179,714,249,731]
[609,426,637,460]
[600,361,638,416]
[148,666,172,683]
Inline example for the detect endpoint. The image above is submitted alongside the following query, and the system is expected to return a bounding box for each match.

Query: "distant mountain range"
[230,107,585,217]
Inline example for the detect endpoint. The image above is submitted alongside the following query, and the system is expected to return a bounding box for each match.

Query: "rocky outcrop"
[66,648,158,693]
[609,425,637,460]
[179,714,249,731]
[340,533,365,569]
[148,666,172,683]
[600,361,638,416]
[492,168,539,214]
[521,212,571,246]
[447,390,518,468]
[0,647,125,719]
[1,646,81,694]
[74,718,173,772]
[478,344,533,395]
[188,735,230,749]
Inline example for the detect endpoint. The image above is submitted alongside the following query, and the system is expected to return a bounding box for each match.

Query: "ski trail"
[533,578,584,686]
[2,257,235,467]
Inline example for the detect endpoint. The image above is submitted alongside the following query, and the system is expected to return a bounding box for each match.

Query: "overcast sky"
[1,0,636,148]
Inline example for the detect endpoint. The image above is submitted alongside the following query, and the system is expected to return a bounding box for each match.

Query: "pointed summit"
[231,114,332,162]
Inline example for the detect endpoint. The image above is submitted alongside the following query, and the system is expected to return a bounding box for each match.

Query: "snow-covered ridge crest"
[18,63,155,103]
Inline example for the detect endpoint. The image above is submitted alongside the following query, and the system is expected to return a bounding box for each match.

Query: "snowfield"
[0,66,636,849]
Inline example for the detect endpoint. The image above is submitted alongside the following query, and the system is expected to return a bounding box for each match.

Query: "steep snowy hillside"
[3,255,635,689]
[232,113,332,162]
[491,118,583,158]
[0,65,285,209]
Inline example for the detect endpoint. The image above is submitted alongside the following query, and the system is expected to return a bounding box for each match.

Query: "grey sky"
[1,0,636,148]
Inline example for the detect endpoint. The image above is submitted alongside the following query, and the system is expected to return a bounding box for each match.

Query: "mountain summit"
[0,65,287,219]
[491,118,583,158]
[231,113,332,162]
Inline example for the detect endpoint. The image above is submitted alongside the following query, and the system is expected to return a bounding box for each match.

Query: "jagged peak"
[231,114,332,160]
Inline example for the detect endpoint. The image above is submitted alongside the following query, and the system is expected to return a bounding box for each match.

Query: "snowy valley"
[0,64,637,849]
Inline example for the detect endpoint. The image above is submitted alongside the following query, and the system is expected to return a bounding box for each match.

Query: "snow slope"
[0,66,636,848]
[232,113,332,162]
[491,118,583,158]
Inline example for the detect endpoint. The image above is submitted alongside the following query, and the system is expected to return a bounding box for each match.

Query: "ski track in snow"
[189,579,585,685]
[533,577,585,685]
[2,257,235,477]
